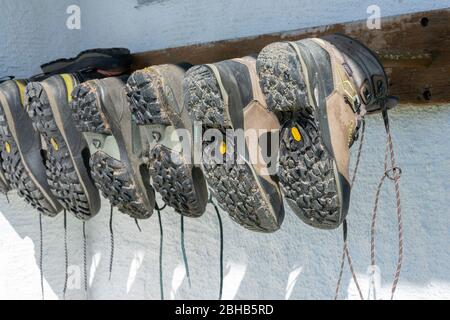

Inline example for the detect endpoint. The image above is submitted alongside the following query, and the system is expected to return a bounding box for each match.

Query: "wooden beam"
[132,9,450,106]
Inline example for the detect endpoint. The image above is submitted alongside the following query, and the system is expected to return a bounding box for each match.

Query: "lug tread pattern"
[185,65,280,232]
[149,145,205,217]
[26,82,94,220]
[279,119,341,229]
[0,100,58,216]
[70,83,111,134]
[256,42,312,117]
[184,65,230,129]
[126,69,171,125]
[90,151,151,219]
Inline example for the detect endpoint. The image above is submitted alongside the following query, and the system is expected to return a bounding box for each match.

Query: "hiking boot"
[0,79,62,216]
[257,33,395,229]
[126,64,208,217]
[185,56,285,233]
[70,77,155,219]
[25,73,101,220]
[35,48,131,80]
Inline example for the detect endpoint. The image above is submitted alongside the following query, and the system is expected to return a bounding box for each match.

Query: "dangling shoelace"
[334,120,366,300]
[39,212,44,300]
[209,195,224,301]
[371,105,403,300]
[156,201,166,300]
[63,210,68,300]
[4,192,10,203]
[180,215,192,288]
[82,221,88,299]
[134,219,142,232]
[109,206,114,281]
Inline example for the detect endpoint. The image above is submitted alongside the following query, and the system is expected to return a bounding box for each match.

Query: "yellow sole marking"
[50,137,59,151]
[219,142,227,155]
[5,142,11,154]
[291,127,302,142]
[14,80,26,107]
[60,74,74,102]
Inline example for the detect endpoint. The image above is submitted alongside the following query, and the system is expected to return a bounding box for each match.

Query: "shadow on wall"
[1,105,450,300]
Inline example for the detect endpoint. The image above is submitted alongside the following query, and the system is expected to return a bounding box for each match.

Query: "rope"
[4,192,10,203]
[39,212,44,300]
[371,106,403,300]
[83,221,88,298]
[209,195,224,300]
[180,215,192,288]
[156,202,165,300]
[63,210,68,300]
[334,220,364,300]
[109,206,114,281]
[334,120,365,300]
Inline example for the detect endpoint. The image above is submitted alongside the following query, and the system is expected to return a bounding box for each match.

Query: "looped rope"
[156,201,165,300]
[334,120,365,300]
[209,194,224,300]
[63,210,68,300]
[109,206,114,281]
[180,215,192,288]
[39,212,44,300]
[371,105,403,300]
[82,221,88,299]
[385,166,402,181]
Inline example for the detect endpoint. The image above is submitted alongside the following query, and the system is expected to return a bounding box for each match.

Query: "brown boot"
[257,33,396,229]
[185,56,285,233]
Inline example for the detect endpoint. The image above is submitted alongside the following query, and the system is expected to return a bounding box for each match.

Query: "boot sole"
[0,81,62,216]
[185,64,282,233]
[126,68,208,217]
[26,80,100,220]
[0,141,11,193]
[257,41,345,229]
[71,82,153,219]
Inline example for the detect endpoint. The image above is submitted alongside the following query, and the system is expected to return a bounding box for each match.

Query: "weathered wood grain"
[132,9,450,106]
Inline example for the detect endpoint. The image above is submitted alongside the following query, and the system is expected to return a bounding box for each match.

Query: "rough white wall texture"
[1,0,450,300]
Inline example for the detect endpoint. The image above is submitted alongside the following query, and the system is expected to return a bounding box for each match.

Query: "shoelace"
[83,221,88,299]
[109,206,114,281]
[334,120,366,300]
[4,192,10,203]
[180,215,192,288]
[371,105,403,300]
[209,195,224,300]
[134,219,142,232]
[63,210,68,300]
[39,212,44,300]
[156,202,166,300]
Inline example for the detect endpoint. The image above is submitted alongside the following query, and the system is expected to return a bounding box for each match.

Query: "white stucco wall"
[0,0,449,300]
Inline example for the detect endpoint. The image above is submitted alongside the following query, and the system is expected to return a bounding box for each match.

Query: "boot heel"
[90,150,152,219]
[279,118,342,229]
[256,42,312,116]
[126,69,171,126]
[71,82,111,135]
[149,144,207,217]
[184,65,230,129]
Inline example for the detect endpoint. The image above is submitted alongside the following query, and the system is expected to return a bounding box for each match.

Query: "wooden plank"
[132,9,450,106]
